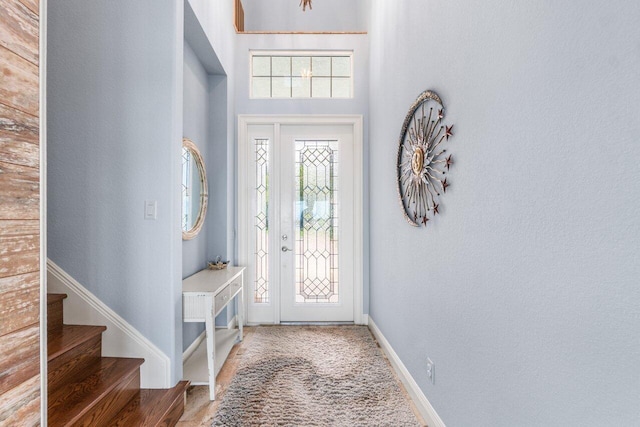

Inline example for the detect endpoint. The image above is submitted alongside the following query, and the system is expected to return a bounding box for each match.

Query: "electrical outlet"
[426,358,435,384]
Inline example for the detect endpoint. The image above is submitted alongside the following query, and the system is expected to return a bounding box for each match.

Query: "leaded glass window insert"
[251,52,353,99]
[294,140,339,303]
[254,138,270,304]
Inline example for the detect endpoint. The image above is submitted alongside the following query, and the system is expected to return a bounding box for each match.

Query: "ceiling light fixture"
[300,0,312,11]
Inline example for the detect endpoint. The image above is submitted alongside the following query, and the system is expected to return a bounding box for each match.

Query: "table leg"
[237,274,244,341]
[204,295,216,400]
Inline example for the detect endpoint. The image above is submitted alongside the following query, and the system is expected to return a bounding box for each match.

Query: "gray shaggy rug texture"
[212,326,421,426]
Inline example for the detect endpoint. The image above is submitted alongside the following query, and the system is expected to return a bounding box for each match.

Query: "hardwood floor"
[177,327,257,427]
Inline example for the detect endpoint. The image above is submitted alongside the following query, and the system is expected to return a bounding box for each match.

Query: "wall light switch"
[144,200,157,220]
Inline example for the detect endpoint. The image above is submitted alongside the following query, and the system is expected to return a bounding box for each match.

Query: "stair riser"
[75,370,140,427]
[106,381,190,426]
[48,334,102,394]
[47,298,64,336]
[158,392,186,427]
[45,291,187,426]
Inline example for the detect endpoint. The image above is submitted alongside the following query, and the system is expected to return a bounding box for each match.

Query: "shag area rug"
[212,326,421,426]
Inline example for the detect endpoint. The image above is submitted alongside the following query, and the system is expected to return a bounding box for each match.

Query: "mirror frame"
[182,138,209,240]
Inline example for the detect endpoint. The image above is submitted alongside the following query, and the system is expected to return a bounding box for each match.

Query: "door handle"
[281,246,293,252]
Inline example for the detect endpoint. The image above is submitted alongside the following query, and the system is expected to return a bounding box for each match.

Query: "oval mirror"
[182,138,208,240]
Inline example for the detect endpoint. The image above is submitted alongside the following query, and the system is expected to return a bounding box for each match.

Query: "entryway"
[238,116,364,324]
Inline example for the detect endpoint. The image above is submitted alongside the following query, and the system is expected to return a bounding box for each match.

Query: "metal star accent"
[396,90,455,227]
[445,154,453,170]
[445,125,454,140]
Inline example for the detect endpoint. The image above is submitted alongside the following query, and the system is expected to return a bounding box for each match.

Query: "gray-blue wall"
[368,1,640,425]
[47,0,238,382]
[181,40,234,350]
[242,0,368,33]
[183,41,209,277]
[182,41,210,348]
[47,0,185,383]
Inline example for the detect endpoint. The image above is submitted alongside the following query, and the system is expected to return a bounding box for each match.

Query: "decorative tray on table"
[208,260,229,270]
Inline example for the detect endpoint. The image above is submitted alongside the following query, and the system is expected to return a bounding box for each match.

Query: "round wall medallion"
[397,90,454,227]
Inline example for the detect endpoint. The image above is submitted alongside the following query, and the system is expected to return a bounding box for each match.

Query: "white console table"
[182,266,245,400]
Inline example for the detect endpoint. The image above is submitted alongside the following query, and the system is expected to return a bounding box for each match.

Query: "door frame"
[237,115,364,325]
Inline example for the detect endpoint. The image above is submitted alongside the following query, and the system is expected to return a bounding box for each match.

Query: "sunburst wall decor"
[397,90,454,227]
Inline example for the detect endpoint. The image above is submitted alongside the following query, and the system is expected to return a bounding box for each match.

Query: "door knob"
[281,246,293,252]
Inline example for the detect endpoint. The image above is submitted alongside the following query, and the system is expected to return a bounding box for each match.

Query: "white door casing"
[238,115,364,325]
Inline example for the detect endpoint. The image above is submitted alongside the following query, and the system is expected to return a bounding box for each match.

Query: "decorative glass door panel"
[241,121,357,324]
[254,138,270,304]
[294,140,340,304]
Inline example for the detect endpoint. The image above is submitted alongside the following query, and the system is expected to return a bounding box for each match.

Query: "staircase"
[47,294,189,426]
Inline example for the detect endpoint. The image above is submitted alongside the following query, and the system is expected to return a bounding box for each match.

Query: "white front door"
[279,124,354,322]
[239,117,362,324]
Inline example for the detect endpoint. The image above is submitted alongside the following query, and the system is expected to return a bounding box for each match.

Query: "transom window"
[251,51,353,99]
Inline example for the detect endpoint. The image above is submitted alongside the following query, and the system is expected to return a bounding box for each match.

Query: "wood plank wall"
[0,0,41,425]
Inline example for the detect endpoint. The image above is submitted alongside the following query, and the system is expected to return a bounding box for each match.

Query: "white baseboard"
[47,260,171,388]
[362,314,369,325]
[183,330,206,362]
[368,317,446,427]
[223,314,237,330]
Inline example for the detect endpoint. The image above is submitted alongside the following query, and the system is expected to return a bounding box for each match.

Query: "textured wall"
[368,1,640,425]
[48,0,185,383]
[242,0,367,33]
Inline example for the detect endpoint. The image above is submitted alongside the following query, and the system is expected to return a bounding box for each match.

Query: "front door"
[279,124,354,322]
[239,117,361,324]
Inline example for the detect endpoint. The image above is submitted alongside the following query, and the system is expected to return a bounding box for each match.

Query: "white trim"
[224,314,238,330]
[362,314,369,326]
[238,115,365,325]
[183,330,206,362]
[39,0,48,422]
[352,117,365,325]
[47,260,172,388]
[368,317,446,427]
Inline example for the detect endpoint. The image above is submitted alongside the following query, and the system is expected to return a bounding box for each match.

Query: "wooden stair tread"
[48,357,144,426]
[108,381,190,427]
[48,324,107,360]
[45,292,188,425]
[47,293,67,304]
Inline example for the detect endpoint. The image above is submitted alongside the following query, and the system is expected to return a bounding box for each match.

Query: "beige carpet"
[212,326,421,426]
